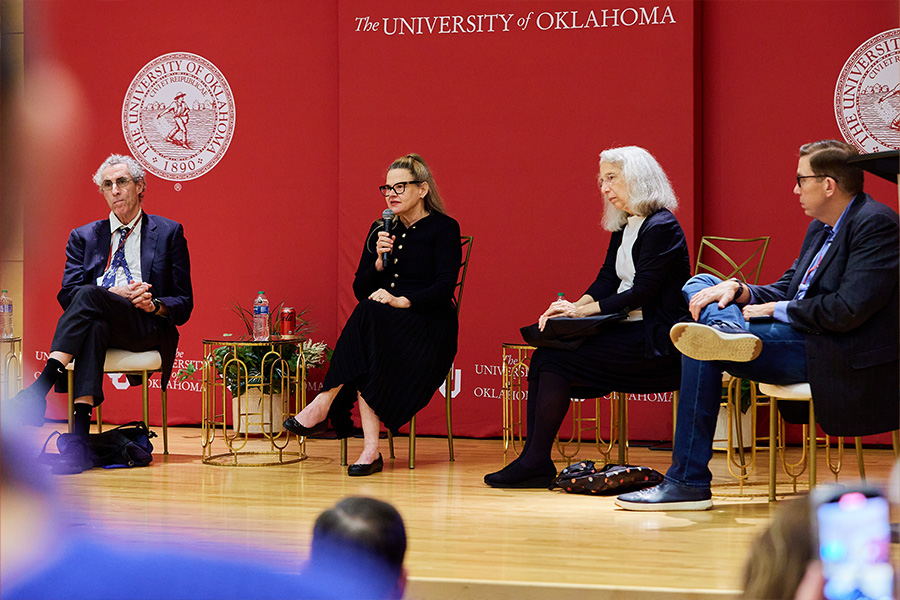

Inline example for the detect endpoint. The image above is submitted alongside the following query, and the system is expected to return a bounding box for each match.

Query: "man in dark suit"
[616,139,899,510]
[9,154,193,474]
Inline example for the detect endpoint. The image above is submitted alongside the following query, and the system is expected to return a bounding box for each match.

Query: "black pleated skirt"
[324,299,458,433]
[528,320,681,398]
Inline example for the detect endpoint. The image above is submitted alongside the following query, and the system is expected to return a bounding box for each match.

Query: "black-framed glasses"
[379,181,420,197]
[796,174,834,187]
[101,177,135,191]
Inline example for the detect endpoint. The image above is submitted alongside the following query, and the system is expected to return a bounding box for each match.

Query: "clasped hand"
[538,299,580,331]
[687,280,775,321]
[109,282,156,313]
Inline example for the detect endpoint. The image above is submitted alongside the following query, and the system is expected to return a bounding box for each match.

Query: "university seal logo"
[834,29,899,153]
[122,52,236,181]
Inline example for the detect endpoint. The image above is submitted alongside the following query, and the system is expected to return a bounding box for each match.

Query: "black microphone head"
[382,209,395,222]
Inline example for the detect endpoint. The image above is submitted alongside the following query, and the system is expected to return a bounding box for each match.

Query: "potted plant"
[177,301,331,434]
[713,377,754,451]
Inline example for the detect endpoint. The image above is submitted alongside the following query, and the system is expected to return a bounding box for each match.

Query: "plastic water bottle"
[0,290,12,339]
[556,292,565,303]
[253,291,269,341]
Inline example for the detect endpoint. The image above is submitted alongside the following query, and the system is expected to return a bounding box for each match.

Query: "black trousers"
[51,285,161,404]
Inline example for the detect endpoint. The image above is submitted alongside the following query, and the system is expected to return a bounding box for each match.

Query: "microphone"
[381,209,395,264]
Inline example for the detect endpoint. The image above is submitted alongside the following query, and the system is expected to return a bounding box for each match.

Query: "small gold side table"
[501,343,533,463]
[1,336,23,401]
[201,338,307,466]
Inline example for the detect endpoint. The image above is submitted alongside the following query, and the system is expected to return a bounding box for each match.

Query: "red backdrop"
[19,0,898,445]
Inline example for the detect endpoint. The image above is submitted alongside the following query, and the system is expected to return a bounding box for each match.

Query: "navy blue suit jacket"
[57,212,193,389]
[750,193,899,436]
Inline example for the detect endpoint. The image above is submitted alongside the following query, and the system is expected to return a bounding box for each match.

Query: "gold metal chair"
[501,341,665,467]
[556,390,677,466]
[673,235,772,479]
[66,349,169,454]
[341,235,474,469]
[757,382,900,501]
[694,235,770,285]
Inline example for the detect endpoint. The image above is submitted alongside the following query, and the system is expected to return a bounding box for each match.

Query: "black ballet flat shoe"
[484,460,557,489]
[348,454,384,477]
[282,416,327,437]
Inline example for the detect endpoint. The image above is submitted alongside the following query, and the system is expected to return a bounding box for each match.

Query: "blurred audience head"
[741,496,816,600]
[309,496,407,599]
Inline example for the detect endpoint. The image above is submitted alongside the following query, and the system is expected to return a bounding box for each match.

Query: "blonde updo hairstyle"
[387,153,447,215]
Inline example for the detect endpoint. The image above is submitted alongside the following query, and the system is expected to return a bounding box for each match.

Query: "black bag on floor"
[86,421,156,468]
[550,460,663,495]
[40,421,156,469]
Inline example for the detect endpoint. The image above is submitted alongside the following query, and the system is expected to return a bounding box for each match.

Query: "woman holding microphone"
[284,154,461,476]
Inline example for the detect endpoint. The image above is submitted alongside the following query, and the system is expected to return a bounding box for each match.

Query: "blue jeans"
[666,274,808,488]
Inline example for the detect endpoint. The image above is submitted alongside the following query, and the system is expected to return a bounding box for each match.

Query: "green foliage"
[174,299,331,395]
[722,378,754,413]
[213,343,302,397]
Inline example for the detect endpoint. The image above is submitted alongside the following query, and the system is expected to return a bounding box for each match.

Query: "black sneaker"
[615,479,713,511]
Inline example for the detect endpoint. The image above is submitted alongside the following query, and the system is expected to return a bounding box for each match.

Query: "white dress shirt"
[97,210,143,287]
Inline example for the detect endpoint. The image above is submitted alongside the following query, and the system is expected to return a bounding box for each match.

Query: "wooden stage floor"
[28,424,900,600]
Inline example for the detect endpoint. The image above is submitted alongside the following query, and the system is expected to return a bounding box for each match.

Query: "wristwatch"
[730,278,746,301]
[151,298,162,315]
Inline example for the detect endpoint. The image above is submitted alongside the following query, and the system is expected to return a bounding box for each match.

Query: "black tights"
[516,369,573,469]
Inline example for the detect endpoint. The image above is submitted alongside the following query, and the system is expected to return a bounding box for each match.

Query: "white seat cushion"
[758,382,811,400]
[65,349,163,373]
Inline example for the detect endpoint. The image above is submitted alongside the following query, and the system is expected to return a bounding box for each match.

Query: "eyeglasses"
[796,174,836,187]
[379,181,420,197]
[599,173,621,186]
[101,177,135,191]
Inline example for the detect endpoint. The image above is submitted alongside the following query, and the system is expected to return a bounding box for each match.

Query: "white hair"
[599,146,678,232]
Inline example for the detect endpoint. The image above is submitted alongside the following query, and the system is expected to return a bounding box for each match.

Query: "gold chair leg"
[142,370,150,429]
[893,430,900,459]
[671,390,678,448]
[808,401,816,491]
[616,392,628,465]
[769,396,777,501]
[340,438,348,466]
[67,370,75,434]
[388,429,395,459]
[446,371,454,461]
[409,416,416,469]
[161,387,169,455]
[97,404,103,432]
[854,436,865,481]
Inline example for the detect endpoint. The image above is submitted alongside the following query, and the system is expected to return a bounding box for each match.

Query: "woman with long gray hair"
[485,146,690,488]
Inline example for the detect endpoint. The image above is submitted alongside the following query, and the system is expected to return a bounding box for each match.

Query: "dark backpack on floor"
[550,460,663,495]
[41,421,156,469]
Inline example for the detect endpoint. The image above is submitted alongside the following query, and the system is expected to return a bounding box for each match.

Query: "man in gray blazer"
[8,154,193,474]
[617,139,899,510]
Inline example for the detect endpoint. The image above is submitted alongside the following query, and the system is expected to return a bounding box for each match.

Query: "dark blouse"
[353,211,462,312]
[583,208,691,357]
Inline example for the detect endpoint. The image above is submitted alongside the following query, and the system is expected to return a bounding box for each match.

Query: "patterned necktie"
[101,226,134,288]
[795,225,834,300]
